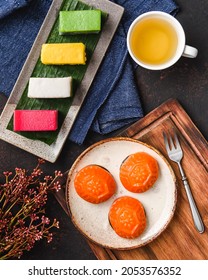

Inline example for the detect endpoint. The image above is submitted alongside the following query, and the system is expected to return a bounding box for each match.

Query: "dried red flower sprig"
[0,159,63,260]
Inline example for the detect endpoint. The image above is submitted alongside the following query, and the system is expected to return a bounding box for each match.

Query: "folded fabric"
[69,0,179,144]
[0,0,32,19]
[0,0,179,145]
[0,0,52,99]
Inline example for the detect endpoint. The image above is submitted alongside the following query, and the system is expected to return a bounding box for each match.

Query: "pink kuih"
[14,110,58,131]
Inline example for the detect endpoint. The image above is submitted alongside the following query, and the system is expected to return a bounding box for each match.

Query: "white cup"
[127,11,198,70]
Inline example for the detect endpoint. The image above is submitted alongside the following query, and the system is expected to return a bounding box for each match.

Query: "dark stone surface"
[0,0,207,259]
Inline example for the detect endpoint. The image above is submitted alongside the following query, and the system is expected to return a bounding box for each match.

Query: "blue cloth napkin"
[70,0,179,143]
[0,0,179,145]
[0,0,32,19]
[0,0,52,97]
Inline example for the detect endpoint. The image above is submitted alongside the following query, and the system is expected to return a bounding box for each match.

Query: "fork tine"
[173,131,181,148]
[163,131,171,153]
[168,133,175,150]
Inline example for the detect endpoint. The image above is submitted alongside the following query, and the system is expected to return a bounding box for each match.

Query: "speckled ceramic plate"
[0,0,124,162]
[66,137,177,250]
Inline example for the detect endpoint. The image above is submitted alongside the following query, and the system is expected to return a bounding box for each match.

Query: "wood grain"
[54,99,208,260]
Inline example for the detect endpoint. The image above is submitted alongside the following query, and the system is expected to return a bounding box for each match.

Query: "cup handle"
[182,45,198,58]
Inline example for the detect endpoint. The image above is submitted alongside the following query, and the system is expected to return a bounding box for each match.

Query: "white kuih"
[28,77,73,98]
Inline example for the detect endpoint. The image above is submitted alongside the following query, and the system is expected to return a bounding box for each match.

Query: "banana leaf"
[7,0,108,145]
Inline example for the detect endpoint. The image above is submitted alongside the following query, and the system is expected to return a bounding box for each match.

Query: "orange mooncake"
[74,165,116,204]
[109,196,146,239]
[120,152,159,193]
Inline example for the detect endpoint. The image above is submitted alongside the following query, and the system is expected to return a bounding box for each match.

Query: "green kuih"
[59,10,101,34]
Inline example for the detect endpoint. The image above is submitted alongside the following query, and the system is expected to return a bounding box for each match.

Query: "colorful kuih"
[74,165,116,204]
[28,77,73,98]
[120,152,159,193]
[41,43,86,65]
[7,0,109,145]
[59,10,101,34]
[109,196,146,239]
[14,110,58,131]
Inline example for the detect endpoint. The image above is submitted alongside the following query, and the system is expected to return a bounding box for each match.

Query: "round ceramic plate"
[66,137,177,250]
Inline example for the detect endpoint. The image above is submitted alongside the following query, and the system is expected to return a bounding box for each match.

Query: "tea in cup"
[127,11,198,70]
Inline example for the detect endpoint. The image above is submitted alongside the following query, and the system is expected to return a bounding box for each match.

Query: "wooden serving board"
[55,98,208,260]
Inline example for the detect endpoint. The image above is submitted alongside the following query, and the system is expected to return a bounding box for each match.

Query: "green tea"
[130,17,178,65]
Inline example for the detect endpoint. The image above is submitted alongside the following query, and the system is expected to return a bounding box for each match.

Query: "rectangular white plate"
[0,0,124,162]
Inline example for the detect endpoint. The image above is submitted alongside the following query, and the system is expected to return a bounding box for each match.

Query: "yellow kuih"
[41,43,86,65]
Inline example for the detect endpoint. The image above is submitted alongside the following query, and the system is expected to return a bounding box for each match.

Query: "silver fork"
[163,131,204,233]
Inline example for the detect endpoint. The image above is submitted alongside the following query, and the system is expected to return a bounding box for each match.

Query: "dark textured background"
[0,0,207,259]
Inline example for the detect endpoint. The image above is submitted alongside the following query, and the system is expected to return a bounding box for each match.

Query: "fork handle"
[178,163,205,233]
